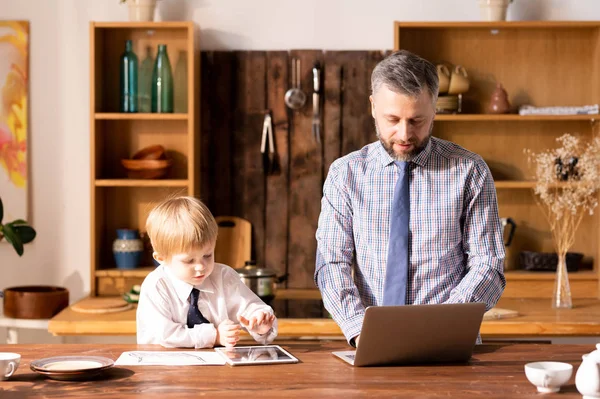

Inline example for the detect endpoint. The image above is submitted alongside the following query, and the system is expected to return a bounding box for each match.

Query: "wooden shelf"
[395,21,600,29]
[434,114,598,121]
[96,267,156,277]
[95,113,188,120]
[90,22,199,296]
[494,181,593,189]
[95,179,189,187]
[93,21,193,29]
[505,270,597,280]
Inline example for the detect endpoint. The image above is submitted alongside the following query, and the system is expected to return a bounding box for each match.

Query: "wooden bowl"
[132,145,165,161]
[3,286,69,319]
[121,159,172,179]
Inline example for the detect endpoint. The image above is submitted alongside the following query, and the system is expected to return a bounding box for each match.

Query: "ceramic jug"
[488,83,510,114]
[576,343,600,398]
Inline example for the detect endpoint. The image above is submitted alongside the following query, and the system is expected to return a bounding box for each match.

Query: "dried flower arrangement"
[525,133,600,308]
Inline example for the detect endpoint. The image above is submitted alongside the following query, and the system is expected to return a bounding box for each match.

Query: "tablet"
[214,345,299,366]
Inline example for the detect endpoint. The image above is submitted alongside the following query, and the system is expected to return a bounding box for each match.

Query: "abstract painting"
[0,21,28,221]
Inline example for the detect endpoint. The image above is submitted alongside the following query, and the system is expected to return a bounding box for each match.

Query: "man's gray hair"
[371,50,439,103]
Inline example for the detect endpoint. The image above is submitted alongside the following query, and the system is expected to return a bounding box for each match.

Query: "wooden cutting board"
[483,307,519,320]
[71,297,133,314]
[214,216,252,269]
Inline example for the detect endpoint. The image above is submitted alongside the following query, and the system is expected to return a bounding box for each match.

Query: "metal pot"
[237,261,287,301]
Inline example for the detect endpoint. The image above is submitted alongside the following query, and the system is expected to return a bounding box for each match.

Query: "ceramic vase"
[113,229,144,269]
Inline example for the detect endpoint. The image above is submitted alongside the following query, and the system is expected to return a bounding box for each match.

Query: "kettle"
[575,343,600,398]
[500,217,516,247]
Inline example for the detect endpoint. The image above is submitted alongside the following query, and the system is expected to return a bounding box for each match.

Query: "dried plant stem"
[534,188,586,258]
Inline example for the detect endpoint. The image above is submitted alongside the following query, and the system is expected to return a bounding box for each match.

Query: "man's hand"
[216,319,240,347]
[239,312,275,335]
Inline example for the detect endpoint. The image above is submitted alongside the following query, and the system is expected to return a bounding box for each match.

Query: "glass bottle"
[151,44,174,113]
[119,40,138,113]
[173,50,188,113]
[138,45,154,113]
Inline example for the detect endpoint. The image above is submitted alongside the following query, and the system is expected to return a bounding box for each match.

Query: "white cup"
[0,353,21,380]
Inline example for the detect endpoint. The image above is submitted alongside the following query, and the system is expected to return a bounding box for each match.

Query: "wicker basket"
[519,251,583,272]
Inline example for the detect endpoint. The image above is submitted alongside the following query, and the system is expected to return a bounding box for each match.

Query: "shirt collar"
[162,265,215,304]
[374,137,433,168]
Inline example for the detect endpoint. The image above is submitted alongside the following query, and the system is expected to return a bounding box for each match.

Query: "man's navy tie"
[187,288,210,328]
[383,161,410,306]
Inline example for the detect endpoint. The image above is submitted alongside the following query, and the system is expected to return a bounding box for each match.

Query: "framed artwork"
[0,21,29,221]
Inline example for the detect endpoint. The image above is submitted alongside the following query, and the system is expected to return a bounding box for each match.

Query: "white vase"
[478,0,511,21]
[127,0,157,22]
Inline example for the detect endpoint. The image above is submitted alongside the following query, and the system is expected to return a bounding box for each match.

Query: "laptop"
[332,302,487,367]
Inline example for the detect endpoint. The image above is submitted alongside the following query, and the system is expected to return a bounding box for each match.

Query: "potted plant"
[120,0,158,22]
[479,0,514,21]
[0,196,36,256]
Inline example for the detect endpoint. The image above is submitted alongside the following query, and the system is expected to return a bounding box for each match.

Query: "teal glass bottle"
[120,40,138,113]
[138,46,154,113]
[151,44,174,113]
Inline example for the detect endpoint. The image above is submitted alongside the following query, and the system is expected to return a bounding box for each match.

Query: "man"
[314,50,506,347]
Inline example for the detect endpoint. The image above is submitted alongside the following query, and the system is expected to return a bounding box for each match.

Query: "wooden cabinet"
[90,22,199,296]
[394,21,600,298]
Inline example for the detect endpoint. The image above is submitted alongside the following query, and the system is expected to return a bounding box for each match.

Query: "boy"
[137,196,277,348]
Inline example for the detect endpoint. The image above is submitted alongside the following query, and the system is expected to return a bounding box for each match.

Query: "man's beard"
[375,120,433,161]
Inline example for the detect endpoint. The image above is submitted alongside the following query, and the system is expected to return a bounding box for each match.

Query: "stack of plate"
[436,95,461,114]
[30,356,114,381]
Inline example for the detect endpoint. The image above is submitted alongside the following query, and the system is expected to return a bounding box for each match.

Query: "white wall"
[0,0,599,343]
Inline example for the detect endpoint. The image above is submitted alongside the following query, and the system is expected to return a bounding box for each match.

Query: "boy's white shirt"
[137,263,278,348]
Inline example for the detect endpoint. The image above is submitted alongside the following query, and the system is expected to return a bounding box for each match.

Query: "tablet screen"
[214,345,298,366]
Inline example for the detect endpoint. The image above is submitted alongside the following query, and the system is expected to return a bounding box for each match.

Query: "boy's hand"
[216,319,241,347]
[238,312,275,335]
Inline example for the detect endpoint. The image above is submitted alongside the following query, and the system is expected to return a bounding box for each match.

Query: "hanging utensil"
[312,62,322,143]
[284,58,306,110]
[260,110,277,175]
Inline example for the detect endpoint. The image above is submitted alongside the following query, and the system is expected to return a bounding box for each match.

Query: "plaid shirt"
[315,137,506,343]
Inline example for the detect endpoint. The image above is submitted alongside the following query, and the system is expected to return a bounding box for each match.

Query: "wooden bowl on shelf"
[3,286,69,319]
[132,145,166,161]
[121,159,173,179]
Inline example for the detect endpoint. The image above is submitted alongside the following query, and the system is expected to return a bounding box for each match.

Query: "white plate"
[30,356,114,380]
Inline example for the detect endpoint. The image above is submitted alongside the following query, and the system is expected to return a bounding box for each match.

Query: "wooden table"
[48,297,600,338]
[0,342,591,398]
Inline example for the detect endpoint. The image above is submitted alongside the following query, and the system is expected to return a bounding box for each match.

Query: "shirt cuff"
[248,318,278,345]
[192,323,217,349]
[340,314,364,346]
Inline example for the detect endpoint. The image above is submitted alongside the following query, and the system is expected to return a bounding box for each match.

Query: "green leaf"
[0,197,3,224]
[9,219,27,226]
[2,224,23,256]
[13,225,36,244]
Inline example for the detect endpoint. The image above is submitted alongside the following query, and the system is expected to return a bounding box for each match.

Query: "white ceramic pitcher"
[576,343,600,398]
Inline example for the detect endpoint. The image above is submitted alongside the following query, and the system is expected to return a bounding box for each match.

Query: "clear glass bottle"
[120,40,138,112]
[173,50,188,113]
[138,45,154,113]
[151,44,173,113]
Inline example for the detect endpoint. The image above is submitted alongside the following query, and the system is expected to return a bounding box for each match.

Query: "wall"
[0,0,599,343]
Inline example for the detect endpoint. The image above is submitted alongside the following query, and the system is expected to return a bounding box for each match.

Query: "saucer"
[30,356,114,381]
